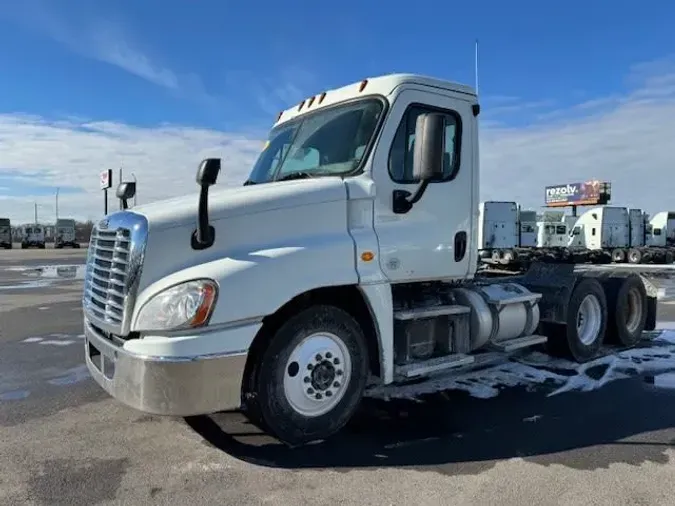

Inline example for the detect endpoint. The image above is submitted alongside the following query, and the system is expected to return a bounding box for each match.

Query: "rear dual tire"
[602,274,647,348]
[545,275,648,361]
[546,277,607,362]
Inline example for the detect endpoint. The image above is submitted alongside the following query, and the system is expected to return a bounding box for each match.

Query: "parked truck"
[568,206,674,264]
[21,224,45,249]
[0,218,11,249]
[480,201,606,267]
[82,73,660,446]
[54,219,80,249]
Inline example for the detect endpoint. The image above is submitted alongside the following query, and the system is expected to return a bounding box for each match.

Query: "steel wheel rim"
[625,287,643,334]
[577,294,602,346]
[283,332,352,418]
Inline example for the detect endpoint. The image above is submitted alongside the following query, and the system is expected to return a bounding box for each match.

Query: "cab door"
[369,87,476,283]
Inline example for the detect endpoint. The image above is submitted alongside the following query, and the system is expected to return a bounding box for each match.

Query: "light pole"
[55,187,60,222]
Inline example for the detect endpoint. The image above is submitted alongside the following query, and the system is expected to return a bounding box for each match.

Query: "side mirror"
[412,113,446,181]
[392,113,446,214]
[196,158,221,186]
[192,158,222,250]
[116,181,136,210]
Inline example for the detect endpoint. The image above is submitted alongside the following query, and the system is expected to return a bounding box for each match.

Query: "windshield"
[246,98,384,185]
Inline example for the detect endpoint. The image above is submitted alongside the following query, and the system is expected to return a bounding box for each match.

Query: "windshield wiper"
[243,179,257,186]
[276,171,316,182]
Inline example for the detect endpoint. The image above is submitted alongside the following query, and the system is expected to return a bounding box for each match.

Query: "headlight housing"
[134,279,218,332]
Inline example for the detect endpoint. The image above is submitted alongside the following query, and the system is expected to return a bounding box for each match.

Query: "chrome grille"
[83,212,148,336]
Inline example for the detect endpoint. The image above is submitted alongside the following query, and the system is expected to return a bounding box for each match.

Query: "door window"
[388,104,462,184]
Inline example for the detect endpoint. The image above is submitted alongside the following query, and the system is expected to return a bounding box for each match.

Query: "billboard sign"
[100,169,112,190]
[545,180,611,207]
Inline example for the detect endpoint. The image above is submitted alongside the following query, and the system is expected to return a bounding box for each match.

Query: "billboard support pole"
[104,189,108,215]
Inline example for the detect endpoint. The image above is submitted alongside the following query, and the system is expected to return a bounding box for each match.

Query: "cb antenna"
[474,38,479,95]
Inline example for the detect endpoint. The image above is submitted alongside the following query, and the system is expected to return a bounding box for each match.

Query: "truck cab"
[82,74,653,446]
[54,219,79,249]
[21,225,46,249]
[536,221,568,248]
[0,218,11,249]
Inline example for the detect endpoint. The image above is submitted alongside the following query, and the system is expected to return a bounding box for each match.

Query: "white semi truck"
[82,74,659,446]
[568,206,674,264]
[479,201,606,267]
[21,224,46,249]
[54,218,80,249]
[0,218,11,249]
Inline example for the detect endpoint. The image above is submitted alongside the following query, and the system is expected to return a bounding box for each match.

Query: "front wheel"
[247,305,369,446]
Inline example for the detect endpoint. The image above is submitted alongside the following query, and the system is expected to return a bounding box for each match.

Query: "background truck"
[82,73,659,447]
[537,221,569,248]
[54,219,80,249]
[568,206,674,264]
[0,218,11,249]
[21,225,45,249]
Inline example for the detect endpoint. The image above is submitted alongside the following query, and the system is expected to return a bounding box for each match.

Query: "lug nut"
[336,370,343,376]
[333,382,340,388]
[307,388,314,395]
[303,376,310,383]
[326,352,332,359]
[315,354,322,361]
[315,393,323,400]
[307,364,313,370]
[333,358,340,365]
[325,391,332,397]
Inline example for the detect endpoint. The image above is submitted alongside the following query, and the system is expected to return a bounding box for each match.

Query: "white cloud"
[2,58,675,223]
[1,1,215,104]
[0,116,264,223]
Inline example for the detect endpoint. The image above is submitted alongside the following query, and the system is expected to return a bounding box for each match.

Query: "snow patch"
[0,390,30,401]
[367,330,675,401]
[21,333,82,346]
[47,365,90,386]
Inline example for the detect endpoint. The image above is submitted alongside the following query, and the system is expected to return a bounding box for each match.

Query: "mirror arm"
[392,179,431,214]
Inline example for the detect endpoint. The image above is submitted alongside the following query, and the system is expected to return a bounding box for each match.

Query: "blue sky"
[1,0,675,222]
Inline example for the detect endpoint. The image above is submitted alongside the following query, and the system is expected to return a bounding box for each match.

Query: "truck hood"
[131,177,348,231]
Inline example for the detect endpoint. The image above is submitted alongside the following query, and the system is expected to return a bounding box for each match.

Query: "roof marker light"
[297,99,306,111]
[358,79,368,92]
[307,96,316,107]
[318,92,327,104]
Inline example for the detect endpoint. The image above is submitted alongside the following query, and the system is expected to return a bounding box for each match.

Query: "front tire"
[248,305,369,446]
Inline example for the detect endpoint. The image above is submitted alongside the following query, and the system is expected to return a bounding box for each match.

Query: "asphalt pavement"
[3,249,675,505]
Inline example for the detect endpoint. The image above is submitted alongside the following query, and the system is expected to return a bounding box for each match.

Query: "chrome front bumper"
[84,322,250,416]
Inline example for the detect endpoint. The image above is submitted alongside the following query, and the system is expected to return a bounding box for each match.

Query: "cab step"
[490,334,548,352]
[394,304,471,321]
[394,354,475,379]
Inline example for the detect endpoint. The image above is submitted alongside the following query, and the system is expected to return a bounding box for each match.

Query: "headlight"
[134,279,218,332]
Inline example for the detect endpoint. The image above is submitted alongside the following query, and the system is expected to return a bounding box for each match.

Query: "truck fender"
[358,283,394,384]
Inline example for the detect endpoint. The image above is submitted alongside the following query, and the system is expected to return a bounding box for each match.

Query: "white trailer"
[81,73,659,446]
